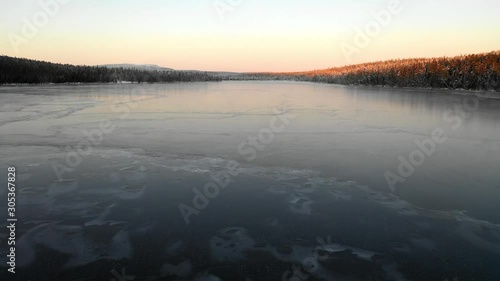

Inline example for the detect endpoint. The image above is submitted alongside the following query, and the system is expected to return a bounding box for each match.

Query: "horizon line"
[3,50,499,74]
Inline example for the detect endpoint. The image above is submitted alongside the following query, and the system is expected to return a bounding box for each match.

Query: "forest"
[237,51,500,91]
[0,56,222,84]
[2,51,500,91]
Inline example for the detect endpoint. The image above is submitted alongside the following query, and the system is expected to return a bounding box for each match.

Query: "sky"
[1,0,499,72]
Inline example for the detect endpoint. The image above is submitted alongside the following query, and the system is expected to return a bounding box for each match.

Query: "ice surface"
[1,82,500,280]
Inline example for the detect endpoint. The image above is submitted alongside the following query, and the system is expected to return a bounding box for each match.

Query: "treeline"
[0,56,221,84]
[3,52,500,91]
[242,51,500,91]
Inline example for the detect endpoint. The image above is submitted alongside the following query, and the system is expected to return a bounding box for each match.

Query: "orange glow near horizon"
[1,0,499,72]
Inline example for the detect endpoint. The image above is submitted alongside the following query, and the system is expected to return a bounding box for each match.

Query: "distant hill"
[240,51,500,91]
[0,56,221,84]
[100,64,242,78]
[99,64,174,71]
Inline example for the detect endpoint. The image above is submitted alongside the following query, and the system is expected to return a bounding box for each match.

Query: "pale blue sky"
[1,0,499,71]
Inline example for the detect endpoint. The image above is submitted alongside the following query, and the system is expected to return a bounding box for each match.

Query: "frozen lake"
[0,81,499,280]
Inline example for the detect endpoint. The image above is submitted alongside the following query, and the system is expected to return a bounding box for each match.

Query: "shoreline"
[1,80,500,99]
